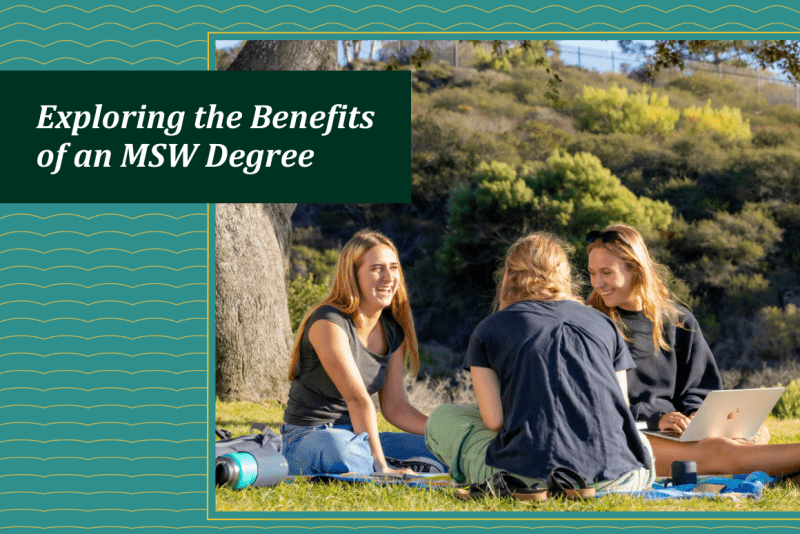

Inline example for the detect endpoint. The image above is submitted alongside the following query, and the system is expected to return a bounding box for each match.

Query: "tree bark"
[227,40,338,71]
[217,41,339,402]
[215,204,296,402]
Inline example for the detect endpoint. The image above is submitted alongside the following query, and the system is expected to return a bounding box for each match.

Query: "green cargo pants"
[425,404,656,491]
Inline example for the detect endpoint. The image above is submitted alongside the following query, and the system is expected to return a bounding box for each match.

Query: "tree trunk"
[215,203,296,402]
[217,41,339,402]
[227,40,338,71]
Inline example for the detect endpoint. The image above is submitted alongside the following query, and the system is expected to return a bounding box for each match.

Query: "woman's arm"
[471,366,503,432]
[616,370,629,406]
[674,315,724,414]
[378,342,428,435]
[308,319,394,472]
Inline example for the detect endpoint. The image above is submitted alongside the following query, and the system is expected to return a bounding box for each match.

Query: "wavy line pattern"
[0,352,205,357]
[6,1,797,530]
[0,335,205,340]
[0,439,206,444]
[0,300,206,305]
[0,266,206,271]
[0,231,205,237]
[0,283,206,288]
[1,3,799,15]
[0,248,206,254]
[0,57,206,66]
[0,387,205,392]
[0,204,209,523]
[0,318,205,323]
[0,422,206,426]
[0,4,796,69]
[0,473,205,477]
[0,213,206,219]
[0,405,206,409]
[4,21,800,32]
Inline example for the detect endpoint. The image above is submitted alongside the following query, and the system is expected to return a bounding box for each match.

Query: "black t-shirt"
[618,307,723,430]
[464,299,651,482]
[283,305,404,426]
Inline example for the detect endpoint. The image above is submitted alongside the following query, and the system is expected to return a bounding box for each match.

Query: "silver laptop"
[641,387,785,442]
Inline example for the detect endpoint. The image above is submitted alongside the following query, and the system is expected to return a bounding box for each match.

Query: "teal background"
[1,1,799,532]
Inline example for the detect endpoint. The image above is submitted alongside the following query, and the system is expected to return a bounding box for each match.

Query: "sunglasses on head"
[586,230,631,247]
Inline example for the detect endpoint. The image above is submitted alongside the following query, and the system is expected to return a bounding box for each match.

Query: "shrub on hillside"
[288,274,329,332]
[666,73,742,101]
[719,360,800,389]
[752,126,800,148]
[667,203,782,297]
[290,244,338,281]
[473,42,550,73]
[681,100,752,141]
[515,120,572,162]
[773,378,800,420]
[753,304,800,361]
[438,152,673,280]
[574,84,679,137]
[726,147,800,208]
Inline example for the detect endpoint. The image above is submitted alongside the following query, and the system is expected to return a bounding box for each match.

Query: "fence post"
[454,41,458,68]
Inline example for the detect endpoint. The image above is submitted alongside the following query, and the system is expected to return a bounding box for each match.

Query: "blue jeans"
[280,422,439,476]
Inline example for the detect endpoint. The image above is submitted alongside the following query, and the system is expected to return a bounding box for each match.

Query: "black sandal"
[455,470,549,502]
[546,467,596,500]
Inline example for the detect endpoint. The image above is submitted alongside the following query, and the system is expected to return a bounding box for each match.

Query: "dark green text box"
[5,71,410,203]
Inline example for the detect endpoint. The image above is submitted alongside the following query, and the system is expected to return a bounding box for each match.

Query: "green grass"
[215,400,800,512]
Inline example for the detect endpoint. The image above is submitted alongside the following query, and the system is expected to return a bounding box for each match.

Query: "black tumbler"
[670,460,698,486]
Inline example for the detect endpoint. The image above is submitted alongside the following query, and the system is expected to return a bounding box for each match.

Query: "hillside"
[291,47,800,388]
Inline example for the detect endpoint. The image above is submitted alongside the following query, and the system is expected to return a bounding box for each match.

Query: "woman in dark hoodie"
[587,223,800,478]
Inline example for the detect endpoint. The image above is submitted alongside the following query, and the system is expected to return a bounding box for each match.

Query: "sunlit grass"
[214,400,800,512]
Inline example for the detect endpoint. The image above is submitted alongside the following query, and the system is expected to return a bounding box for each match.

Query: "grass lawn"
[215,400,800,512]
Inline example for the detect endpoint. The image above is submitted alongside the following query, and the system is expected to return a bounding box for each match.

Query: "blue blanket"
[295,472,457,490]
[601,472,774,500]
[292,471,775,500]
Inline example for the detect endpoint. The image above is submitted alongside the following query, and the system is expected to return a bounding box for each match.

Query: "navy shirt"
[464,299,651,482]
[284,305,404,426]
[619,307,723,430]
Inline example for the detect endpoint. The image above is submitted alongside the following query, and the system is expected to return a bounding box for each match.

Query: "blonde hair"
[494,232,583,310]
[287,229,419,380]
[586,223,680,352]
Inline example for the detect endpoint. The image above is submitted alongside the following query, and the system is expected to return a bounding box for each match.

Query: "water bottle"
[215,447,288,489]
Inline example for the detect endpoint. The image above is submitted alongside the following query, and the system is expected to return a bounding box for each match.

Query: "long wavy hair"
[287,229,419,380]
[586,223,680,352]
[494,232,583,311]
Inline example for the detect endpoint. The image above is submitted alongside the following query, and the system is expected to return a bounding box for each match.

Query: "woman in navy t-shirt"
[425,232,655,490]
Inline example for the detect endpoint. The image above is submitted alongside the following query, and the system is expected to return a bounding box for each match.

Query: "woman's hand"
[659,411,691,434]
[378,341,428,435]
[374,464,414,476]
